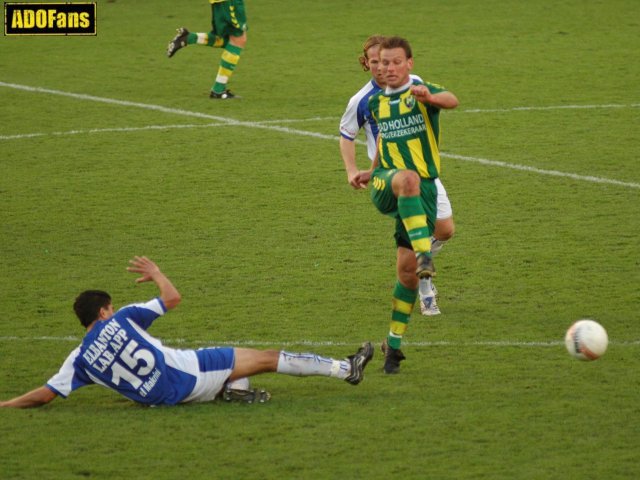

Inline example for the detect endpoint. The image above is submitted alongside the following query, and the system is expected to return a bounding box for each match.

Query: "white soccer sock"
[276,351,350,379]
[430,236,448,256]
[226,377,250,390]
[196,33,208,45]
[419,277,433,297]
[420,236,448,298]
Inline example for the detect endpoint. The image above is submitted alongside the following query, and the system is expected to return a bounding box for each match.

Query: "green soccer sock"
[212,43,243,94]
[190,32,225,47]
[397,196,431,254]
[387,281,418,349]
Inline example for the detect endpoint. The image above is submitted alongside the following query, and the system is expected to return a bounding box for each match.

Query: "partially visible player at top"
[339,35,456,317]
[350,36,459,374]
[167,0,248,99]
[0,256,374,408]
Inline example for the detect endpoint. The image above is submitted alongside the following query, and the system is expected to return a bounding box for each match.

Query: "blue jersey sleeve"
[116,297,166,330]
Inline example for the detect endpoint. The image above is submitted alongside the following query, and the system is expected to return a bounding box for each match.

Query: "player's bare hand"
[410,85,432,103]
[350,170,371,189]
[127,256,161,283]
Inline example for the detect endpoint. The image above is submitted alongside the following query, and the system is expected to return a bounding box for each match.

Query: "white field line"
[444,153,640,189]
[0,336,639,348]
[1,81,639,190]
[253,116,339,124]
[0,122,232,140]
[258,103,640,120]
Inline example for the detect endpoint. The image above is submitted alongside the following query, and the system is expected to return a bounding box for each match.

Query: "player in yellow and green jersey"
[351,36,459,374]
[167,0,247,99]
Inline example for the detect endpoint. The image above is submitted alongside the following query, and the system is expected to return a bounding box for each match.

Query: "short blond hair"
[358,35,386,71]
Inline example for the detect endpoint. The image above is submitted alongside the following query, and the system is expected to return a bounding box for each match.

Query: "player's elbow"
[163,292,182,310]
[445,94,459,109]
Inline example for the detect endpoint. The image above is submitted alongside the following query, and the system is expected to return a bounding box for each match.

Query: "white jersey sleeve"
[339,80,381,161]
[46,346,89,398]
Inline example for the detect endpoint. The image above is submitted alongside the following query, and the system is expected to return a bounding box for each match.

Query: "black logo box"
[5,2,97,36]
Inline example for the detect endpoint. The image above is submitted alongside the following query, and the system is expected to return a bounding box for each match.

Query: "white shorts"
[181,347,235,403]
[435,178,453,220]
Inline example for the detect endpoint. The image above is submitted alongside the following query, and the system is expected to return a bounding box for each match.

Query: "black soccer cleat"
[345,342,374,385]
[167,27,189,58]
[222,386,271,404]
[415,252,436,279]
[209,89,237,100]
[381,339,406,374]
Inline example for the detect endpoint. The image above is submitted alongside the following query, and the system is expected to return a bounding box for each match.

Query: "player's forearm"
[429,91,459,109]
[339,137,359,179]
[152,271,181,310]
[0,386,57,408]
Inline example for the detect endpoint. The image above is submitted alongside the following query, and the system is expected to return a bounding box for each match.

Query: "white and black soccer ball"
[565,319,608,361]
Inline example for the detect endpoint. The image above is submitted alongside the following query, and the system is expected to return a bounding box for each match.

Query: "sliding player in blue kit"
[0,256,373,408]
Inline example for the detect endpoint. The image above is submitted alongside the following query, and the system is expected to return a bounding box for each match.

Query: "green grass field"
[1,0,639,478]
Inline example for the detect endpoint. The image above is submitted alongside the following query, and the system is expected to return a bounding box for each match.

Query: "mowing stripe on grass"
[463,103,640,113]
[1,336,638,347]
[1,81,639,190]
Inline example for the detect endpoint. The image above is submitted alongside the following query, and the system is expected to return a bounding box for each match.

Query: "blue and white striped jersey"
[46,298,206,405]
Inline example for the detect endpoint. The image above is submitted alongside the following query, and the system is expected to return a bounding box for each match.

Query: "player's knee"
[395,171,421,196]
[260,350,279,370]
[434,219,455,241]
[229,33,247,48]
[397,268,418,289]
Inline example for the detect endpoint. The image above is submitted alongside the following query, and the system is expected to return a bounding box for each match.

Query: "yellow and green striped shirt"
[369,79,446,179]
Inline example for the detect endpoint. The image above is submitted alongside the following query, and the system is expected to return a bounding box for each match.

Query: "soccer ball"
[564,319,608,361]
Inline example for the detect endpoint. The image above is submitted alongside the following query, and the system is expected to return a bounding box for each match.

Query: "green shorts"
[370,168,437,249]
[210,0,247,38]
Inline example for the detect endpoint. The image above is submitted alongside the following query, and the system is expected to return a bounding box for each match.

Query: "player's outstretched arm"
[0,386,57,408]
[411,85,459,109]
[127,256,182,310]
[340,137,362,188]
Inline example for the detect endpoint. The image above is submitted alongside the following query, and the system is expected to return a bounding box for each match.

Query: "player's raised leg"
[392,170,435,278]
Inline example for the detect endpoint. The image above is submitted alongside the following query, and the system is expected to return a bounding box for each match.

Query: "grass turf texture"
[1,0,639,478]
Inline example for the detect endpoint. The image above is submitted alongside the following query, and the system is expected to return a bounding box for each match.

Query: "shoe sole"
[381,340,406,374]
[345,342,374,385]
[420,298,441,316]
[222,388,271,404]
[417,269,436,279]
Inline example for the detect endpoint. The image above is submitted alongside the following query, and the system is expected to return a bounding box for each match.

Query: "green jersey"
[369,78,447,179]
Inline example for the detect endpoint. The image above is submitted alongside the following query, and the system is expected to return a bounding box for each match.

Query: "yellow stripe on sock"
[390,321,408,336]
[221,50,240,64]
[392,298,414,315]
[412,237,432,253]
[217,66,233,77]
[402,214,427,232]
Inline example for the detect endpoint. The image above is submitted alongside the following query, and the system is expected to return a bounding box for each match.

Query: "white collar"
[385,78,413,95]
